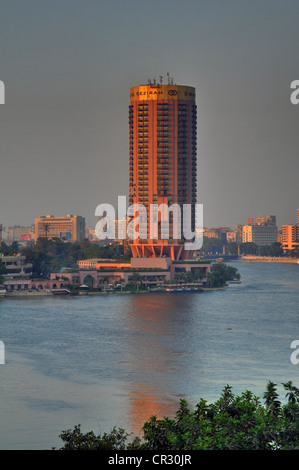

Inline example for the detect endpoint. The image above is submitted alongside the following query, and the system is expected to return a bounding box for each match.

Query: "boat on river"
[51,288,71,296]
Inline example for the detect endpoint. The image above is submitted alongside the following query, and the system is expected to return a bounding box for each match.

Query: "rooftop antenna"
[166,72,170,85]
[159,75,163,85]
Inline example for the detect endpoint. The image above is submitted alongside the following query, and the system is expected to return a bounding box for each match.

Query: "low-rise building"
[74,257,211,289]
[0,254,32,279]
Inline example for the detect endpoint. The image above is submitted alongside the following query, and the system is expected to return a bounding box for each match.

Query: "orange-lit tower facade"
[129,81,197,260]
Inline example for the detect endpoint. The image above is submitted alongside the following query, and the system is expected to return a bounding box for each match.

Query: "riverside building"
[129,79,197,260]
[88,78,210,285]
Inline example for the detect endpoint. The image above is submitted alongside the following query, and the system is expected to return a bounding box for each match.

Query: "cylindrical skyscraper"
[129,81,197,260]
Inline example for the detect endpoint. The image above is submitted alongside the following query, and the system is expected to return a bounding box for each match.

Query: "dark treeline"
[0,238,131,278]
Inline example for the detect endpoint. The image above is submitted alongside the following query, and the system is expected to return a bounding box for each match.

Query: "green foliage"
[174,269,204,283]
[0,241,19,256]
[207,262,240,288]
[19,238,131,278]
[201,237,224,255]
[57,425,133,451]
[57,381,299,450]
[240,242,259,255]
[0,258,6,284]
[259,243,284,257]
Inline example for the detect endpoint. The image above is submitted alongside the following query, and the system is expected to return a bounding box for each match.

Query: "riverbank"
[1,285,229,298]
[238,256,299,264]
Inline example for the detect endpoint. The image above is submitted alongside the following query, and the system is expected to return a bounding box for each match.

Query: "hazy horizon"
[1,0,299,231]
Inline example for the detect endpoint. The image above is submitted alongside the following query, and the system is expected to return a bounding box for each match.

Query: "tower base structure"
[130,243,193,261]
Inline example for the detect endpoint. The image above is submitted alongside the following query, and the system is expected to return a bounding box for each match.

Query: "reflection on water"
[0,262,298,448]
[125,294,196,434]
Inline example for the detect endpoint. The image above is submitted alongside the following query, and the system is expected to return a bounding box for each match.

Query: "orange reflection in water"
[128,384,180,436]
[124,293,195,436]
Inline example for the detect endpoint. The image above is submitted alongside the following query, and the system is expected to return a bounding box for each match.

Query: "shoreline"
[1,285,229,298]
[237,256,299,264]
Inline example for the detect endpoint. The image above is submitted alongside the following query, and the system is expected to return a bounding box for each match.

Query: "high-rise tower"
[129,80,197,260]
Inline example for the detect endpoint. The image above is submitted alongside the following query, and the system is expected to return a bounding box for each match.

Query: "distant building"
[282,225,298,251]
[235,224,243,244]
[281,208,299,252]
[242,214,278,246]
[226,231,237,243]
[203,227,232,242]
[35,215,85,242]
[115,218,129,241]
[6,225,35,243]
[86,225,96,240]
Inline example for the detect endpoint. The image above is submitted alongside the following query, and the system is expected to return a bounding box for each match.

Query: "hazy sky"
[0,0,298,230]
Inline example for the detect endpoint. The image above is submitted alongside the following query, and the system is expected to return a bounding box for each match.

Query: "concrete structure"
[4,277,68,292]
[115,218,129,241]
[203,227,232,242]
[74,257,211,289]
[35,214,85,242]
[282,225,298,251]
[242,224,278,246]
[242,214,278,246]
[6,225,35,242]
[281,208,299,252]
[129,80,197,260]
[0,254,32,279]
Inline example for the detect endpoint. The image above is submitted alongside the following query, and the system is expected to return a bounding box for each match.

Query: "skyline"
[1,1,299,230]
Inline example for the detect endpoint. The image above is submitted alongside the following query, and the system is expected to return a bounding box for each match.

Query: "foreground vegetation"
[57,381,299,450]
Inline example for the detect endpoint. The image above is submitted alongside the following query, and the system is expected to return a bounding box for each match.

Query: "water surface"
[0,262,298,449]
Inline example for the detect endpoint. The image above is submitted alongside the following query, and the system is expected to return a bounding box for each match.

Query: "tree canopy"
[56,381,299,450]
[13,239,131,278]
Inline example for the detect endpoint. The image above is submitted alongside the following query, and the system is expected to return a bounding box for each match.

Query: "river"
[0,261,298,449]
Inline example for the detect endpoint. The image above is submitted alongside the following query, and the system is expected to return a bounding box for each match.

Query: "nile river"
[0,262,298,449]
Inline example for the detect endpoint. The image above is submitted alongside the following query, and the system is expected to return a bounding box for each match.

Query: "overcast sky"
[0,0,298,230]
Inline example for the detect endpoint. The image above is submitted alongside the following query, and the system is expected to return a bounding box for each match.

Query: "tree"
[240,242,259,255]
[0,259,6,285]
[200,237,224,255]
[0,241,19,256]
[131,273,142,291]
[259,243,284,257]
[57,381,299,450]
[207,263,240,288]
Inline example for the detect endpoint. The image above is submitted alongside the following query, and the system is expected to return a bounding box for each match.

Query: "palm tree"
[282,381,299,404]
[119,278,125,292]
[263,381,281,416]
[101,276,109,291]
[131,273,142,291]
